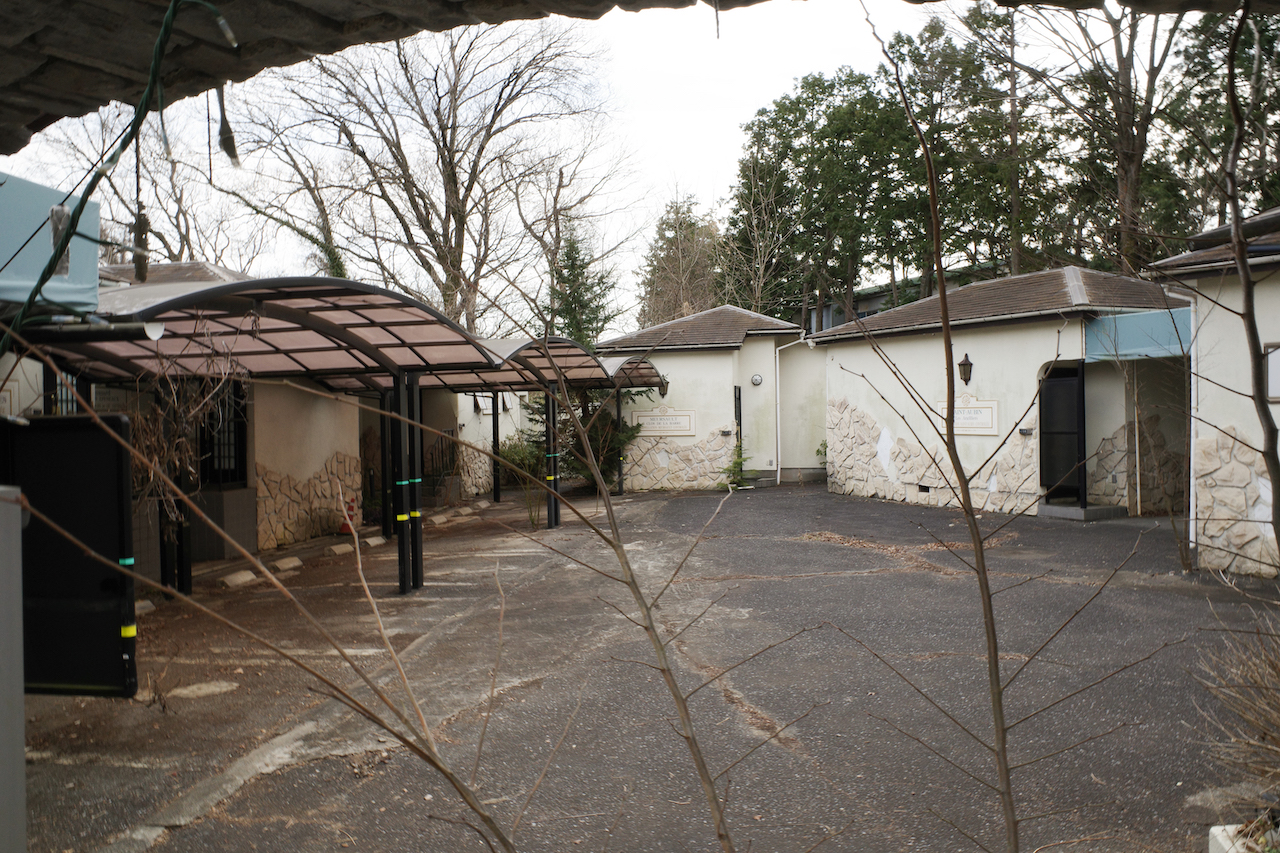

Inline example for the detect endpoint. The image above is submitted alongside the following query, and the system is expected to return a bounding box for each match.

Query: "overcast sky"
[586,0,940,220]
[0,0,952,330]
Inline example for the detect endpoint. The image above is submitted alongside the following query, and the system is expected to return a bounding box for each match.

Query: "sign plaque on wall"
[632,406,696,436]
[933,393,999,436]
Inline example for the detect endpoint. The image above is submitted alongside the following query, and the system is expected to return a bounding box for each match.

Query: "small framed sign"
[631,406,696,436]
[933,394,999,436]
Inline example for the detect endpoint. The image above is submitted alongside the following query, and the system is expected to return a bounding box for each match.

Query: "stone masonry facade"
[256,452,362,550]
[1087,424,1130,507]
[1087,418,1189,515]
[825,398,1040,514]
[459,442,493,499]
[623,426,736,490]
[1196,426,1277,576]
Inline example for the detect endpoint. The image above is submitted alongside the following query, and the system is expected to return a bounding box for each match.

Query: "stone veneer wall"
[826,398,1040,514]
[459,442,492,498]
[623,426,736,490]
[1087,424,1130,507]
[1136,415,1189,515]
[1195,426,1277,576]
[257,452,362,550]
[1087,418,1189,515]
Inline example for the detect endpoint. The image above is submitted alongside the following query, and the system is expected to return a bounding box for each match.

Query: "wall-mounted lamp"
[958,354,973,386]
[751,374,763,386]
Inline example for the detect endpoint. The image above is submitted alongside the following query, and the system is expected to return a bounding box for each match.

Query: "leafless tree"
[718,148,799,316]
[970,3,1186,274]
[636,195,722,328]
[277,24,603,334]
[35,103,266,275]
[210,96,358,279]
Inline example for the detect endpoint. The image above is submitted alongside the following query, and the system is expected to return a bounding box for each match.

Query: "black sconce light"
[958,353,973,386]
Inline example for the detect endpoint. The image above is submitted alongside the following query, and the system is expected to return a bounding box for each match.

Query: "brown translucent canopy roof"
[31,277,663,395]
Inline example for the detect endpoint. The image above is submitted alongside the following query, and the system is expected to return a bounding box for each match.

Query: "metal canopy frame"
[21,276,662,592]
[30,277,664,395]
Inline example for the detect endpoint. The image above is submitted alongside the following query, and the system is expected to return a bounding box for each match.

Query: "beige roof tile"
[811,266,1186,342]
[597,305,798,352]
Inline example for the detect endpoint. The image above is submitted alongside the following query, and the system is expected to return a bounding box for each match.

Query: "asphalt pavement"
[23,485,1278,852]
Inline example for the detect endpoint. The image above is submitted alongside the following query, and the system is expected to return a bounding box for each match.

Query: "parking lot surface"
[24,485,1275,852]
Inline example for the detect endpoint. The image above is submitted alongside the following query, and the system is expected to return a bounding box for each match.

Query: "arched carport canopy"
[26,277,663,395]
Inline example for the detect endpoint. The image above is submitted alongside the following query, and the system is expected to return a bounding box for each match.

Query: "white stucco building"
[598,305,826,489]
[1153,209,1280,575]
[811,267,1191,520]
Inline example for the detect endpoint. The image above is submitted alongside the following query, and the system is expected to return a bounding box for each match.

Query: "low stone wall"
[1136,415,1189,515]
[256,452,362,550]
[826,398,1040,514]
[1087,424,1130,507]
[1088,418,1189,515]
[459,442,492,499]
[622,425,736,490]
[1195,426,1277,576]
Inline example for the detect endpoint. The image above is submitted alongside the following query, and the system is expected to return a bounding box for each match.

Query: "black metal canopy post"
[491,391,501,503]
[615,390,624,496]
[390,375,411,594]
[407,372,423,590]
[544,389,560,529]
[1076,360,1087,510]
[379,390,393,539]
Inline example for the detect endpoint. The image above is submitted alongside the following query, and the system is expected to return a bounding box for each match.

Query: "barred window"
[199,382,247,488]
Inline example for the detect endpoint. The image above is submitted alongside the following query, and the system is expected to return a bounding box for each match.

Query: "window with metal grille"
[42,365,88,415]
[199,382,247,488]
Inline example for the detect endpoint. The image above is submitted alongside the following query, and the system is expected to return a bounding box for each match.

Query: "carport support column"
[492,391,501,503]
[615,390,624,496]
[407,372,424,590]
[545,387,560,529]
[391,375,411,594]
[379,391,393,539]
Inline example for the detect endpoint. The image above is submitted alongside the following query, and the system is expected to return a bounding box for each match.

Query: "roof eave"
[811,304,1185,344]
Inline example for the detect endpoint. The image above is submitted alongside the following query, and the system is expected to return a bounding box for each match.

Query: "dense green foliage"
[543,230,618,350]
[633,2,1280,332]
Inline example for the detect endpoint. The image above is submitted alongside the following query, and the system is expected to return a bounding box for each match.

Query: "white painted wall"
[1084,361,1129,484]
[737,336,781,474]
[623,349,738,444]
[0,354,42,417]
[1187,273,1280,446]
[455,392,524,449]
[1178,273,1280,573]
[778,341,827,478]
[824,319,1089,513]
[252,380,359,482]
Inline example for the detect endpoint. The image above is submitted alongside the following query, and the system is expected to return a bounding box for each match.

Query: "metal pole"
[492,391,501,503]
[379,390,393,539]
[615,390,624,496]
[545,390,559,529]
[391,376,411,594]
[407,372,423,590]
